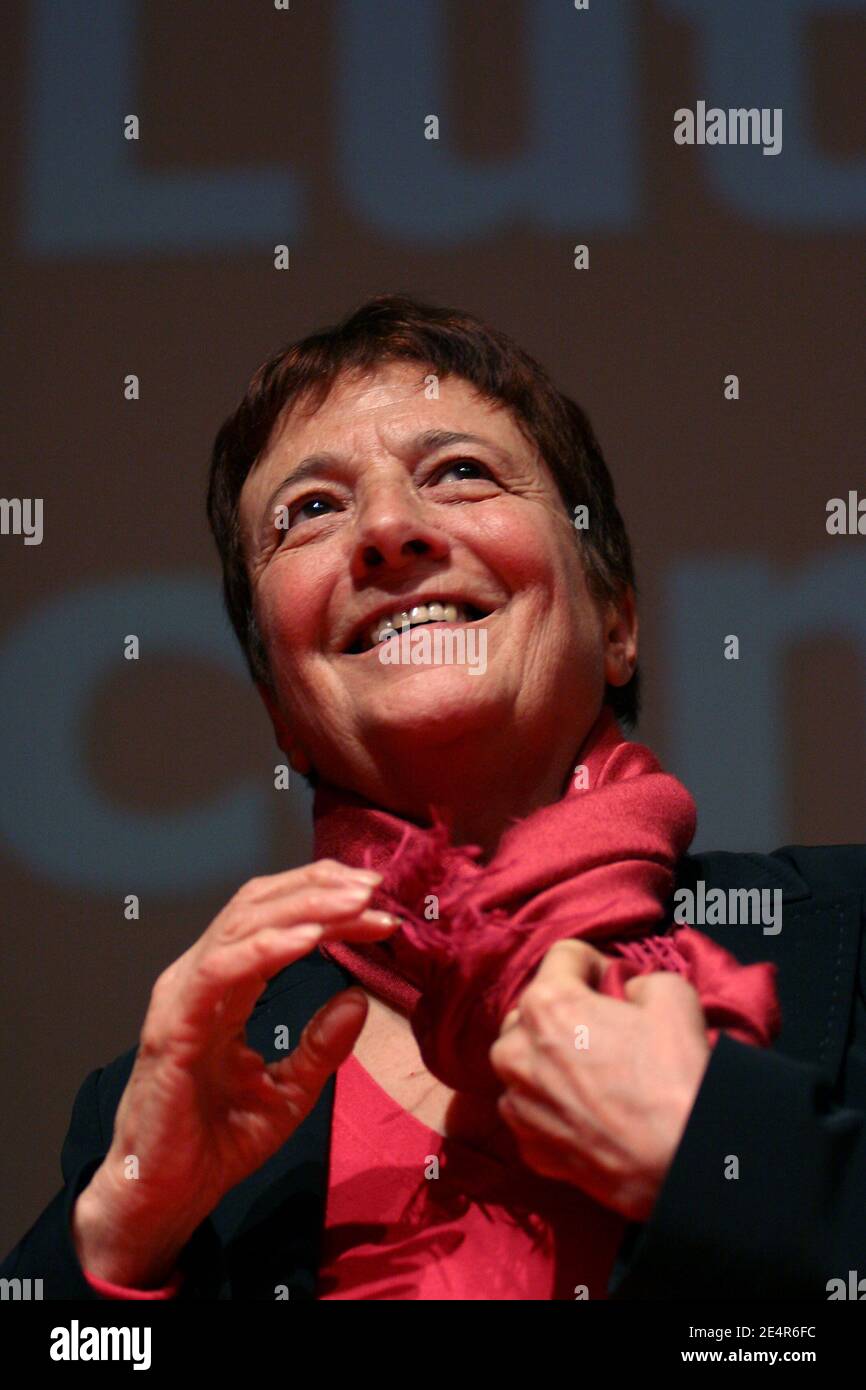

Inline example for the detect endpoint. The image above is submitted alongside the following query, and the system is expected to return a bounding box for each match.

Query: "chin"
[358,665,507,743]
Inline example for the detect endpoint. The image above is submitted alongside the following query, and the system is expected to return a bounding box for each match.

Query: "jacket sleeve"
[0,1066,226,1300]
[607,1032,866,1299]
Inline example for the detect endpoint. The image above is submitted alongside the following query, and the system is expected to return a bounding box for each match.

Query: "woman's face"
[238,361,636,789]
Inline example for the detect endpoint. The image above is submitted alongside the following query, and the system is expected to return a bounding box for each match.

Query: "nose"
[350,475,451,579]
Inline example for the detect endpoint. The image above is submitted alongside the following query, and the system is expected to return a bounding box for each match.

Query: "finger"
[497,1087,581,1151]
[508,940,616,1037]
[530,938,613,994]
[177,903,398,1041]
[622,970,704,1018]
[174,923,332,1033]
[265,988,369,1128]
[203,902,398,1010]
[317,908,402,942]
[490,1023,581,1103]
[237,860,383,903]
[222,881,385,942]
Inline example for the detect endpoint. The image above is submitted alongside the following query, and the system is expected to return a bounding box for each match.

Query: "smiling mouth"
[343,601,492,655]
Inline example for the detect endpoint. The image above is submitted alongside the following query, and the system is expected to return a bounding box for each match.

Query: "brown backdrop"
[2,0,863,1254]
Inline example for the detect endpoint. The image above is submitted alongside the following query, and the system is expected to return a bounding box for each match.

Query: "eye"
[432,457,492,484]
[276,494,338,538]
[294,496,334,523]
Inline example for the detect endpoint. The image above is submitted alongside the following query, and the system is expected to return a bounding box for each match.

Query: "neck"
[338,712,596,857]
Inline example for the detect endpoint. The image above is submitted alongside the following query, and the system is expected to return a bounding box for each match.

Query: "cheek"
[498,518,591,630]
[258,544,330,636]
[516,531,607,675]
[460,504,573,592]
[255,559,329,677]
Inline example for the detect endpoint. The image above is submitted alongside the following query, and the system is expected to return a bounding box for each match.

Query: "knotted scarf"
[315,705,780,1095]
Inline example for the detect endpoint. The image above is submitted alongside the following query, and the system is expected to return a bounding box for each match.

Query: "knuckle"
[671,977,704,1014]
[303,864,328,886]
[548,938,584,961]
[276,1087,306,1131]
[137,1025,166,1061]
[520,983,566,1024]
[646,969,694,997]
[248,930,280,964]
[669,971,699,996]
[489,1033,523,1079]
[150,965,178,1007]
[191,953,222,991]
[297,1016,329,1071]
[312,858,343,876]
[305,1003,334,1051]
[217,905,251,942]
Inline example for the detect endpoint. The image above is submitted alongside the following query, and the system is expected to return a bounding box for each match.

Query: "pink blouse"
[85,1053,624,1300]
[319,1052,624,1299]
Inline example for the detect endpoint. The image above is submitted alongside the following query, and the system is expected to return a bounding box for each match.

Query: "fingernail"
[362,910,401,927]
[349,869,382,884]
[294,925,324,942]
[334,884,374,904]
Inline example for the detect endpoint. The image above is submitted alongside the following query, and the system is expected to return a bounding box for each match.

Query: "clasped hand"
[488,939,712,1223]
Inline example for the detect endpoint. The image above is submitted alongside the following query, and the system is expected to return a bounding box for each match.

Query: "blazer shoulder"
[769,843,866,897]
[678,843,866,902]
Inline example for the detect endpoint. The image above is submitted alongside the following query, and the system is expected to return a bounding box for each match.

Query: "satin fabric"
[317,1052,626,1300]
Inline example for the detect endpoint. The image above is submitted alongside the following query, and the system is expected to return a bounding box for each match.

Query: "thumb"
[266,987,368,1116]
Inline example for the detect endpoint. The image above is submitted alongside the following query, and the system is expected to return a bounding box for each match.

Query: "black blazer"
[3,844,865,1300]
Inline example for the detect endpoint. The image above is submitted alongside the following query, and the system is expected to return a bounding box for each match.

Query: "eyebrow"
[255,428,502,542]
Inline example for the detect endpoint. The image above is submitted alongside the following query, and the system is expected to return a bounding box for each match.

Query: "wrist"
[72,1161,198,1289]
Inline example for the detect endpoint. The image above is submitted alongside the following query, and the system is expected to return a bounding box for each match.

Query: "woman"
[4,295,783,1300]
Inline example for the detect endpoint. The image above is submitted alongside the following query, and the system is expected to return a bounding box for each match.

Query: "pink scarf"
[315,706,780,1095]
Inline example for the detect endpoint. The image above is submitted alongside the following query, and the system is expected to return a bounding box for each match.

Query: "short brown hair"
[206,292,640,726]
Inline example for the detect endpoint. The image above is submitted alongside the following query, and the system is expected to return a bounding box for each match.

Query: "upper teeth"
[370,602,467,647]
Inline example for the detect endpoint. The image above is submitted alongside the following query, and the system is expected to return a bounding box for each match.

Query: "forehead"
[238,361,535,517]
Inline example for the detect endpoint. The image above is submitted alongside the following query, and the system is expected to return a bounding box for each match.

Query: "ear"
[601,586,638,689]
[255,681,313,777]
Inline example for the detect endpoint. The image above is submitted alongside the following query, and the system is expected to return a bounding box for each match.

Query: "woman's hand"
[72,859,398,1288]
[488,939,712,1223]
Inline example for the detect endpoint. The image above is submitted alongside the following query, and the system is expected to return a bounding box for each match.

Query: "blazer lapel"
[208,950,352,1298]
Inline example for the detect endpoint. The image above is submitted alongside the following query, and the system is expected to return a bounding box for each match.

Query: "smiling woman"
[201,296,772,1292]
[5,295,863,1304]
[211,297,642,843]
[233,358,638,848]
